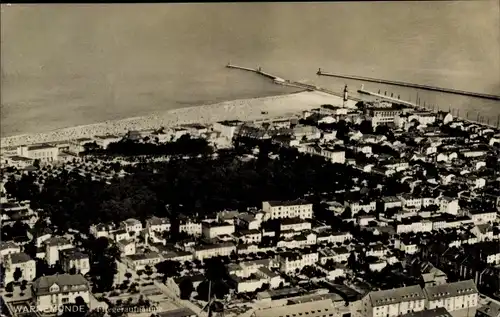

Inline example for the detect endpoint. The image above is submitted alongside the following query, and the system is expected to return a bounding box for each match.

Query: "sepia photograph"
[0,2,499,317]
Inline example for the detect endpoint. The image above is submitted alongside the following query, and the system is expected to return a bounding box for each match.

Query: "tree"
[179,278,194,300]
[125,272,132,280]
[340,208,352,219]
[13,267,23,283]
[33,159,41,169]
[359,120,373,135]
[20,280,27,292]
[155,260,180,279]
[5,282,14,293]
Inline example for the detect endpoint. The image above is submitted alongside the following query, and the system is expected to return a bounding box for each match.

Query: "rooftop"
[423,280,477,300]
[26,143,56,151]
[8,252,32,264]
[265,199,311,207]
[369,285,426,307]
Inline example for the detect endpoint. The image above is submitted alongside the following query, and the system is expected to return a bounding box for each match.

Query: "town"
[1,96,500,317]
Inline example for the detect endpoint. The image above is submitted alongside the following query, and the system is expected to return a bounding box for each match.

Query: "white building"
[4,252,36,284]
[437,196,459,215]
[278,251,319,274]
[363,285,426,317]
[262,200,313,220]
[424,280,478,313]
[466,209,497,225]
[93,135,122,149]
[121,218,143,236]
[60,249,90,276]
[346,200,377,215]
[32,274,90,313]
[202,221,235,239]
[179,220,202,237]
[318,247,350,264]
[212,120,242,141]
[45,237,74,266]
[398,194,423,210]
[304,145,346,164]
[89,223,115,239]
[381,196,402,211]
[17,144,59,163]
[395,239,419,254]
[193,242,236,261]
[117,239,136,256]
[146,216,171,235]
[0,241,21,263]
[280,218,311,232]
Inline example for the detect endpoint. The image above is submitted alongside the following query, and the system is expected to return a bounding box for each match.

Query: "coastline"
[0,91,348,148]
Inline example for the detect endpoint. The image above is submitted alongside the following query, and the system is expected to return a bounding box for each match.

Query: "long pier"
[358,88,415,107]
[226,63,361,100]
[317,69,500,101]
[226,63,282,81]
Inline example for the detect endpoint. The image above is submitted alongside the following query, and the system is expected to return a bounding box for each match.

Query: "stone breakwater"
[1,91,346,148]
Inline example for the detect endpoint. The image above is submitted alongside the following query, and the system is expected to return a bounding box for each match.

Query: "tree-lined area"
[3,139,408,235]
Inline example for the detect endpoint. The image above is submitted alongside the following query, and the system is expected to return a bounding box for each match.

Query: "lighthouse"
[343,85,348,107]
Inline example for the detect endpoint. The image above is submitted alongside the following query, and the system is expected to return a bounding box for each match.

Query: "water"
[1,2,499,136]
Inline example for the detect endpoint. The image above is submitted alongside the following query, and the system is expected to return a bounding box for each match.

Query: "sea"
[1,2,499,137]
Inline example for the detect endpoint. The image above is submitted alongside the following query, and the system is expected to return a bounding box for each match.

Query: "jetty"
[226,63,361,101]
[226,63,284,82]
[316,69,500,101]
[358,88,415,107]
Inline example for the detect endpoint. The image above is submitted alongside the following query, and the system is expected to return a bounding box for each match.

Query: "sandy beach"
[0,91,353,149]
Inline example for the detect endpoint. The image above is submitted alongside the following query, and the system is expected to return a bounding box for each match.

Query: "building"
[179,220,202,237]
[475,299,500,317]
[0,241,21,263]
[346,200,377,215]
[2,156,34,169]
[262,200,313,220]
[368,107,404,127]
[67,138,94,155]
[253,295,346,317]
[277,251,319,274]
[17,144,59,163]
[45,237,73,266]
[60,249,90,275]
[117,239,136,256]
[213,120,243,141]
[193,242,236,261]
[202,221,235,239]
[280,218,312,232]
[399,307,452,317]
[381,196,403,211]
[423,279,478,313]
[304,144,346,164]
[125,252,162,271]
[89,223,115,239]
[93,135,122,149]
[363,285,426,317]
[146,216,171,235]
[319,247,350,264]
[466,209,497,225]
[4,252,36,284]
[121,218,143,236]
[236,229,262,244]
[32,274,90,313]
[157,308,197,317]
[437,196,459,215]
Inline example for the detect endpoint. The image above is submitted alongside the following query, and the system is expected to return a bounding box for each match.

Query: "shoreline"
[0,91,348,149]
